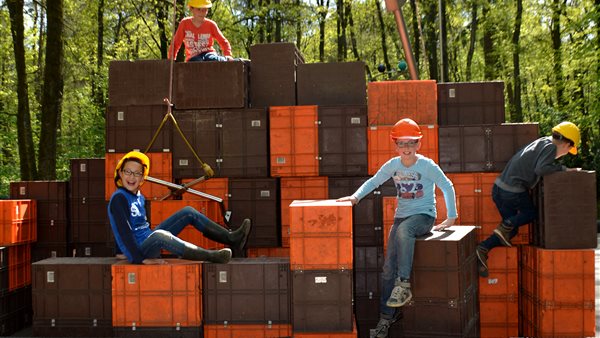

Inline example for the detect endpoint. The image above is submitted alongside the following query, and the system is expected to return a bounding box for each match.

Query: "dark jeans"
[188,52,228,62]
[480,184,537,250]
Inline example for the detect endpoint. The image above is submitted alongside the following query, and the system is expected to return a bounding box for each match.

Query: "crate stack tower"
[9,41,595,337]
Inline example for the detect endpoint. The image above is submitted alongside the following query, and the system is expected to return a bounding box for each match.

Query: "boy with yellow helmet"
[108,151,251,264]
[476,121,581,277]
[338,118,458,337]
[168,0,234,62]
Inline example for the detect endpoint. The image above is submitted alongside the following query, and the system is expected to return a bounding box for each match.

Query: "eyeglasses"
[551,132,574,147]
[396,140,420,147]
[122,169,143,178]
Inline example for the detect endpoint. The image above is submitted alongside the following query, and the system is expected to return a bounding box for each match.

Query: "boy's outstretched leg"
[202,218,252,251]
[493,222,513,247]
[181,243,232,263]
[476,246,489,277]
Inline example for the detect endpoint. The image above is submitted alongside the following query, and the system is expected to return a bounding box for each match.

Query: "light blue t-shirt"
[352,155,458,219]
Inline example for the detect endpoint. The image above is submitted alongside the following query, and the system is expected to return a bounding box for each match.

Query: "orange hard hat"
[114,151,150,187]
[390,118,423,140]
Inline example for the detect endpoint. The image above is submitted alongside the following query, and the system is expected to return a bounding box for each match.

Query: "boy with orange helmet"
[108,151,251,264]
[338,118,457,337]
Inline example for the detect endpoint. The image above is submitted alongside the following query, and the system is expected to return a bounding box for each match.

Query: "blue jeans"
[188,52,228,62]
[139,206,213,258]
[480,184,537,250]
[380,214,434,318]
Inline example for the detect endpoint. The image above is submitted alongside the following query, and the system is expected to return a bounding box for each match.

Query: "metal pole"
[385,0,419,80]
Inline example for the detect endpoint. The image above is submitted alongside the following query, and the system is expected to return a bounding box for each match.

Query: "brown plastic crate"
[250,42,304,108]
[68,242,116,258]
[113,326,201,337]
[0,285,32,336]
[353,246,385,323]
[32,257,118,337]
[70,158,105,199]
[437,81,505,126]
[318,105,368,176]
[204,323,292,337]
[228,178,279,248]
[292,269,353,332]
[534,170,597,249]
[69,198,110,244]
[297,62,367,106]
[32,242,69,263]
[108,60,170,106]
[173,61,247,109]
[106,105,172,153]
[439,123,539,172]
[202,257,291,324]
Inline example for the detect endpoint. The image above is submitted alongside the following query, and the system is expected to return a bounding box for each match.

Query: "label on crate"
[80,163,87,172]
[314,276,327,284]
[219,271,228,283]
[47,271,55,283]
[128,272,136,284]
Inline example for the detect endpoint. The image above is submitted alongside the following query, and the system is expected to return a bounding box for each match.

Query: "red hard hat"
[390,118,423,140]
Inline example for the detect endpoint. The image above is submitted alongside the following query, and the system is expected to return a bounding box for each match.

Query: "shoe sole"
[493,229,512,247]
[475,249,489,277]
[386,294,412,307]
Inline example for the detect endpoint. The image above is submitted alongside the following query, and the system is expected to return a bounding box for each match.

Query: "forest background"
[0,0,598,209]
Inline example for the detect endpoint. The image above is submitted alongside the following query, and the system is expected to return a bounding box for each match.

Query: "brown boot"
[493,222,513,247]
[476,246,489,277]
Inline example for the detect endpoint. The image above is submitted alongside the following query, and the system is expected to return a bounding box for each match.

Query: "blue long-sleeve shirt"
[107,187,152,264]
[352,155,458,219]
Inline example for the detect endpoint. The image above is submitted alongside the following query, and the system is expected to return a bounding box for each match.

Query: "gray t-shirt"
[495,136,565,192]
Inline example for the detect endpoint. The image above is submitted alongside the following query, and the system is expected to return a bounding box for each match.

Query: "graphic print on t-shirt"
[393,170,424,200]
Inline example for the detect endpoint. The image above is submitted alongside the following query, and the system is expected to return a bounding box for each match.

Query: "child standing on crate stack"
[168,0,234,62]
[337,118,458,338]
[107,151,251,264]
[475,121,581,277]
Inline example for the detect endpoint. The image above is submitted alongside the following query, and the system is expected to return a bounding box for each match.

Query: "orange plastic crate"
[280,177,328,247]
[204,323,292,338]
[8,244,31,291]
[149,200,226,252]
[269,106,319,177]
[105,152,173,201]
[247,247,290,258]
[367,80,437,126]
[289,200,353,270]
[478,247,519,338]
[0,200,37,245]
[181,177,228,203]
[367,124,438,175]
[111,259,202,327]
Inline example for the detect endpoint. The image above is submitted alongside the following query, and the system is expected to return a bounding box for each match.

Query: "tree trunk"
[510,0,523,122]
[482,0,496,80]
[92,0,105,110]
[466,1,477,81]
[38,0,64,180]
[550,0,565,108]
[439,0,448,82]
[296,0,302,47]
[7,0,37,180]
[424,0,439,80]
[410,0,420,69]
[347,0,360,61]
[258,0,266,43]
[35,0,45,101]
[155,0,168,58]
[274,0,282,42]
[375,0,391,72]
[317,0,329,62]
[336,0,346,61]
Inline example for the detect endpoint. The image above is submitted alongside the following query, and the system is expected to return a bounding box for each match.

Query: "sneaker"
[476,246,489,277]
[386,281,412,307]
[370,318,391,338]
[493,222,513,247]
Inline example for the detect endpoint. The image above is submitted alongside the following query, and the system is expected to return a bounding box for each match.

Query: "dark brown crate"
[105,105,172,153]
[437,82,505,126]
[10,181,68,202]
[327,177,394,247]
[318,105,368,176]
[68,242,116,258]
[108,60,171,106]
[292,269,353,332]
[203,257,291,324]
[171,110,220,179]
[411,226,478,300]
[114,326,202,337]
[534,170,597,249]
[228,178,279,247]
[249,42,304,108]
[219,109,269,178]
[402,300,479,338]
[354,246,385,323]
[69,198,110,243]
[297,62,367,106]
[0,285,32,336]
[32,242,69,263]
[439,123,539,172]
[70,158,105,199]
[32,257,118,336]
[173,61,247,109]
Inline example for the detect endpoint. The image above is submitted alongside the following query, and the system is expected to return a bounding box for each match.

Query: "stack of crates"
[0,199,36,335]
[289,199,356,336]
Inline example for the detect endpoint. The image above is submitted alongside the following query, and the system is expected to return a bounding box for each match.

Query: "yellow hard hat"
[552,121,580,155]
[188,0,212,8]
[114,151,150,187]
